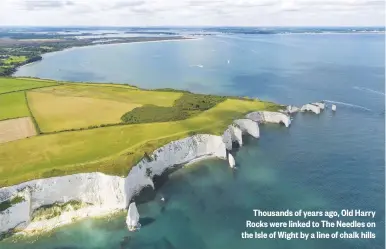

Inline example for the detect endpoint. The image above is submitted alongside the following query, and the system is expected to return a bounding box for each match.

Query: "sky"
[0,0,384,27]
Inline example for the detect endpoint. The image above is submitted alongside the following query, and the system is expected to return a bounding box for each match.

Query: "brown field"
[0,117,36,144]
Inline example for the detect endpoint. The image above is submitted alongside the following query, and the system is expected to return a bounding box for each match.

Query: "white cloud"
[0,0,384,26]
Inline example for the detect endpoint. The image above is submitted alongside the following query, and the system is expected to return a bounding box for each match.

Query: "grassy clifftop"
[0,77,281,187]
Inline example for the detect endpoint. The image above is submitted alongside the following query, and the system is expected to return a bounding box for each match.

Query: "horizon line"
[0,25,384,28]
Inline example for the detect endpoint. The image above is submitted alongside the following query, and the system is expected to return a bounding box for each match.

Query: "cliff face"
[0,189,31,234]
[222,125,243,151]
[0,173,126,234]
[124,134,227,203]
[0,135,226,235]
[246,111,291,128]
[233,119,260,138]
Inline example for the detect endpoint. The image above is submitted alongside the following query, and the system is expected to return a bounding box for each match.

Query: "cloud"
[109,0,146,9]
[23,0,75,10]
[0,0,383,26]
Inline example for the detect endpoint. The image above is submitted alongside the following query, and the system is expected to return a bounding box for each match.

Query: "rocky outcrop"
[286,105,300,114]
[245,111,291,128]
[300,104,321,114]
[233,119,260,138]
[228,154,236,168]
[222,125,243,150]
[312,102,326,110]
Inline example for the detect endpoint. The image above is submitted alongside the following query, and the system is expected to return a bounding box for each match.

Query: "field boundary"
[0,84,61,95]
[24,91,41,135]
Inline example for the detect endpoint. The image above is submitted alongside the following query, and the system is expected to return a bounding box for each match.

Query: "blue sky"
[0,0,384,26]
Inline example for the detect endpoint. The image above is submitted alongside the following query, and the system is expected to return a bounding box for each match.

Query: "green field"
[33,84,182,106]
[28,91,141,132]
[27,84,183,132]
[0,77,281,187]
[0,92,30,120]
[0,78,58,94]
[2,56,27,65]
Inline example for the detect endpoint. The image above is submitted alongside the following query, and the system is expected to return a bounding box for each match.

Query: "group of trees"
[121,93,227,124]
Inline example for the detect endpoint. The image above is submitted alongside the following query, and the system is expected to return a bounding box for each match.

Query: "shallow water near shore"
[3,33,385,249]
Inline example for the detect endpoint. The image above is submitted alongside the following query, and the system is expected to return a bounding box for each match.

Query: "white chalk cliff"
[245,111,291,128]
[0,173,126,234]
[222,125,243,151]
[233,119,260,138]
[0,111,292,237]
[312,102,326,110]
[285,105,300,114]
[300,104,321,114]
[0,134,226,236]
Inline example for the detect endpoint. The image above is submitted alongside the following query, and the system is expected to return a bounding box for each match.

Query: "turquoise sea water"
[3,33,385,249]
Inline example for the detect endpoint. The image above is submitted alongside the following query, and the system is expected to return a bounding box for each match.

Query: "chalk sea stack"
[300,104,321,114]
[312,102,326,110]
[228,154,236,168]
[126,202,140,231]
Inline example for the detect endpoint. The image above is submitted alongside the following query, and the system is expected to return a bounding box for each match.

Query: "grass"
[2,56,28,65]
[27,91,141,132]
[0,78,58,94]
[33,84,182,107]
[32,200,86,221]
[0,98,280,187]
[26,84,183,132]
[0,92,30,120]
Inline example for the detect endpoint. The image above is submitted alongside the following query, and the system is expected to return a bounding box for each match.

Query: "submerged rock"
[300,104,321,114]
[245,111,291,128]
[228,154,236,168]
[332,105,337,111]
[233,119,260,138]
[126,202,140,231]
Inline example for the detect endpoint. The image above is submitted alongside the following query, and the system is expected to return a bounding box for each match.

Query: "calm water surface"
[3,33,385,249]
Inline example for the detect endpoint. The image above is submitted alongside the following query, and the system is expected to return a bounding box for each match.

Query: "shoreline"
[10,36,201,77]
[0,112,296,240]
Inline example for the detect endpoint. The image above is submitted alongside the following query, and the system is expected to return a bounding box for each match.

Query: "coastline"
[11,36,201,76]
[0,111,296,240]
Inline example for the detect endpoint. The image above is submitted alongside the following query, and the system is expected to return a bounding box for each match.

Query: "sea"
[3,28,385,249]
